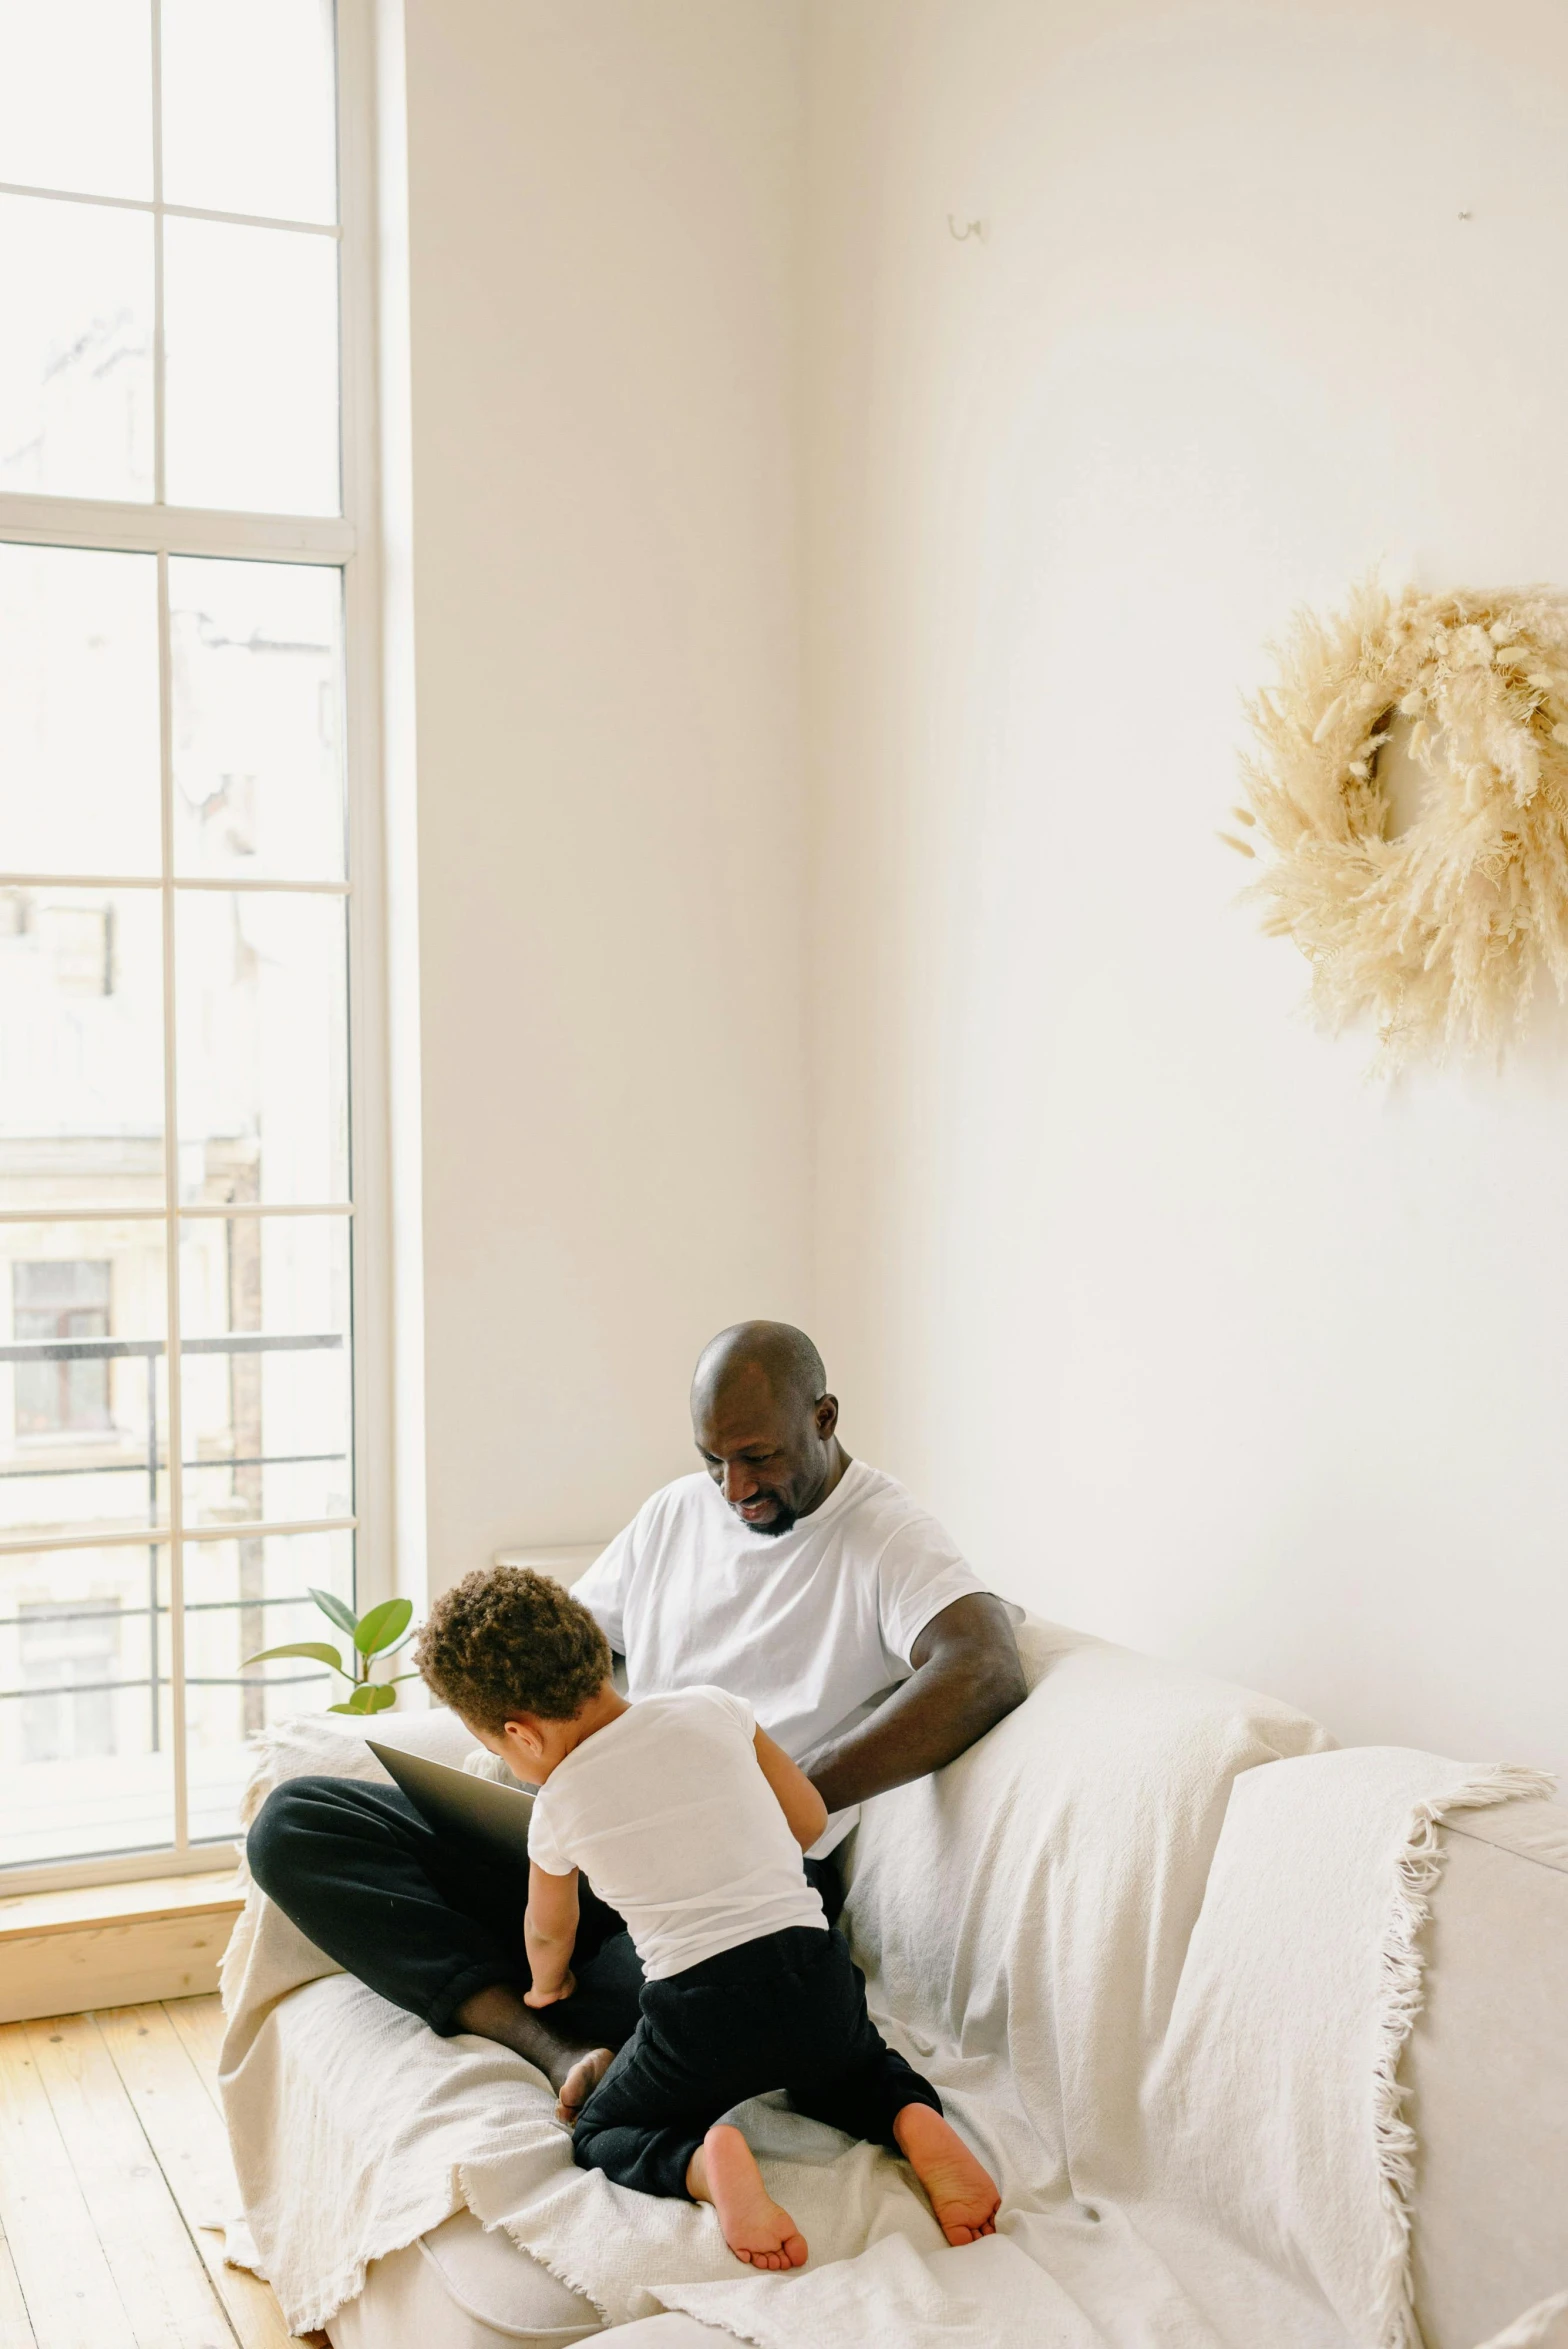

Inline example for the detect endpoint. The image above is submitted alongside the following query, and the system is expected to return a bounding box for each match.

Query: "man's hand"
[800,1593,1026,1814]
[523,1969,577,2010]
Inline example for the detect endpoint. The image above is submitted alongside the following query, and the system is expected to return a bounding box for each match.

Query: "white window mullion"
[0,494,355,561]
[0,875,351,896]
[156,539,188,1851]
[0,178,342,240]
[337,0,379,1614]
[0,1203,354,1226]
[0,1517,356,1561]
[150,0,166,511]
[153,3,185,1845]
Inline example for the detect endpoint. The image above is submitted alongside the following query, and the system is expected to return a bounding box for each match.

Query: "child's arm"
[523,1860,580,2008]
[754,1726,829,1849]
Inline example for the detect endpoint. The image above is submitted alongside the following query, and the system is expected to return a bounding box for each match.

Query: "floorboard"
[0,2021,137,2349]
[0,2211,39,2349]
[163,1991,228,2116]
[95,2004,309,2349]
[0,1998,313,2349]
[25,2013,236,2349]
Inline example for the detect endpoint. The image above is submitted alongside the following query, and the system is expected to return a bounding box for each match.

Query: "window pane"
[164,218,339,515]
[0,194,154,502]
[0,544,161,876]
[0,0,153,203]
[176,891,348,1205]
[0,1543,174,1869]
[161,0,337,226]
[184,1526,355,1842]
[0,1222,168,1542]
[180,1214,351,1531]
[171,557,346,882]
[0,887,165,1213]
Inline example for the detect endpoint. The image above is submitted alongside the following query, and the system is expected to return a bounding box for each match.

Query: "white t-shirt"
[572,1459,989,1857]
[525,1685,826,1979]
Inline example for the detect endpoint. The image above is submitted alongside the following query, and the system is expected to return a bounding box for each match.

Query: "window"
[0,0,379,1886]
[20,1596,122,1764]
[12,1260,113,1433]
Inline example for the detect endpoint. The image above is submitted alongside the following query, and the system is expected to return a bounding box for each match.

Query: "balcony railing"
[0,1331,346,1747]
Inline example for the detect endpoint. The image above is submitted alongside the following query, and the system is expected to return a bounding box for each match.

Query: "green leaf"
[330,1681,398,1716]
[386,1672,423,1684]
[355,1597,414,1658]
[309,1587,359,1637]
[241,1641,348,1675]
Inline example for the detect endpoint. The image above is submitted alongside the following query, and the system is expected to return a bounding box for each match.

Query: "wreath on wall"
[1223,580,1568,1065]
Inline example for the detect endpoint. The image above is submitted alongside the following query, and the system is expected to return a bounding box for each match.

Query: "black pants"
[572,1922,942,2200]
[246,1773,844,2053]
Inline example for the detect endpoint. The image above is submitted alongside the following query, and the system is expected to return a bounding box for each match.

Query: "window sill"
[0,1867,244,2024]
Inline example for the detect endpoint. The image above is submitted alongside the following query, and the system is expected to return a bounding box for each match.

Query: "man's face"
[693,1364,839,1536]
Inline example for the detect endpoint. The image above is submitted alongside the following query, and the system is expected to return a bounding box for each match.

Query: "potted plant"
[243,1589,420,1714]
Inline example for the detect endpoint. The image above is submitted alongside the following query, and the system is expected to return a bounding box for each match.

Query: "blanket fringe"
[459,2169,621,2331]
[1371,1764,1558,2349]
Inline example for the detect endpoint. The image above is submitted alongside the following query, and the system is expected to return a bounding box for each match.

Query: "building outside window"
[0,0,382,1887]
[19,1595,122,1765]
[12,1260,114,1434]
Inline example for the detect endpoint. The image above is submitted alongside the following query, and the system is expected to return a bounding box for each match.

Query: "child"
[415,1567,1001,2270]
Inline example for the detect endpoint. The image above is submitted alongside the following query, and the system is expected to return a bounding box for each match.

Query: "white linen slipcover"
[218,1621,1563,2349]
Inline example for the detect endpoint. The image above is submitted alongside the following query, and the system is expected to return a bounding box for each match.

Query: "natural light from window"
[0,0,360,1880]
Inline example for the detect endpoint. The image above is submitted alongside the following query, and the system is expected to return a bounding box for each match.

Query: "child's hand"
[523,1969,576,2010]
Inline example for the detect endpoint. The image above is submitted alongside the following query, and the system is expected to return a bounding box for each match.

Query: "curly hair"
[413,1566,611,1730]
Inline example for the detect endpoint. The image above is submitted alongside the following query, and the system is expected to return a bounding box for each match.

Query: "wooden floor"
[0,1995,313,2349]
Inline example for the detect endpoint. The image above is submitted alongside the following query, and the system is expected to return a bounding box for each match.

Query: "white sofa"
[223,1639,1567,2349]
[320,1772,1568,2349]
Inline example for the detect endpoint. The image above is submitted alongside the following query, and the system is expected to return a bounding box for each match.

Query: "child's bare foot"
[686,2122,809,2270]
[893,2103,1001,2245]
[554,2046,613,2126]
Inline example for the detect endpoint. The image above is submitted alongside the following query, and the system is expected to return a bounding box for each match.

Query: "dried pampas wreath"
[1225,581,1568,1065]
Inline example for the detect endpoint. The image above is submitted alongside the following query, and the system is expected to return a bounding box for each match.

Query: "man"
[248,1320,1026,2119]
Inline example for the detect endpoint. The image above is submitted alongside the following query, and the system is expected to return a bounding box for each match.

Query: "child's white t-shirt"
[525,1685,827,1980]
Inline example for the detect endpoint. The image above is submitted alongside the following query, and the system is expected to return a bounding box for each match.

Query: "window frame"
[0,0,393,1895]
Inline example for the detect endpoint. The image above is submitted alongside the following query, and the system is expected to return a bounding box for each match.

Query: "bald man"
[248,1323,1025,2119]
[578,1321,1025,1865]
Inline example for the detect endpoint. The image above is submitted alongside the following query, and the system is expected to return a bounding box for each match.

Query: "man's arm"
[799,1593,1027,1815]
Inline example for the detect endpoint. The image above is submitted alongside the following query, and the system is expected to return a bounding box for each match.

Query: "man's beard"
[734,1492,798,1536]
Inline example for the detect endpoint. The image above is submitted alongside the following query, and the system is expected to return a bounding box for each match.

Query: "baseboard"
[0,1870,244,2024]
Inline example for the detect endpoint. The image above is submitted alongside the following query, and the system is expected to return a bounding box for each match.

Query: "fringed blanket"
[218,1620,1556,2347]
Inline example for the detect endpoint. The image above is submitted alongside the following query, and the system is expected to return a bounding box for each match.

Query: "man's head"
[690,1320,841,1537]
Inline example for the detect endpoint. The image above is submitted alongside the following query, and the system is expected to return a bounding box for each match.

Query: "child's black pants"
[572,1922,942,2200]
[246,1774,844,2050]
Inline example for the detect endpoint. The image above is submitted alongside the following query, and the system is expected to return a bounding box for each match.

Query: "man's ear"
[501,1714,547,1761]
[815,1393,839,1440]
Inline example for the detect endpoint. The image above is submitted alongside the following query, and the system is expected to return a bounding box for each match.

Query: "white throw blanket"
[218,1621,1556,2347]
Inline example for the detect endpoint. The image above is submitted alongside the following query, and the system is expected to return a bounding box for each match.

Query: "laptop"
[369,1738,535,1866]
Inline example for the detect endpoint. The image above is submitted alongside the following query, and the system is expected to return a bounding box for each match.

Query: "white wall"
[801,0,1568,1775]
[399,0,810,1579]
